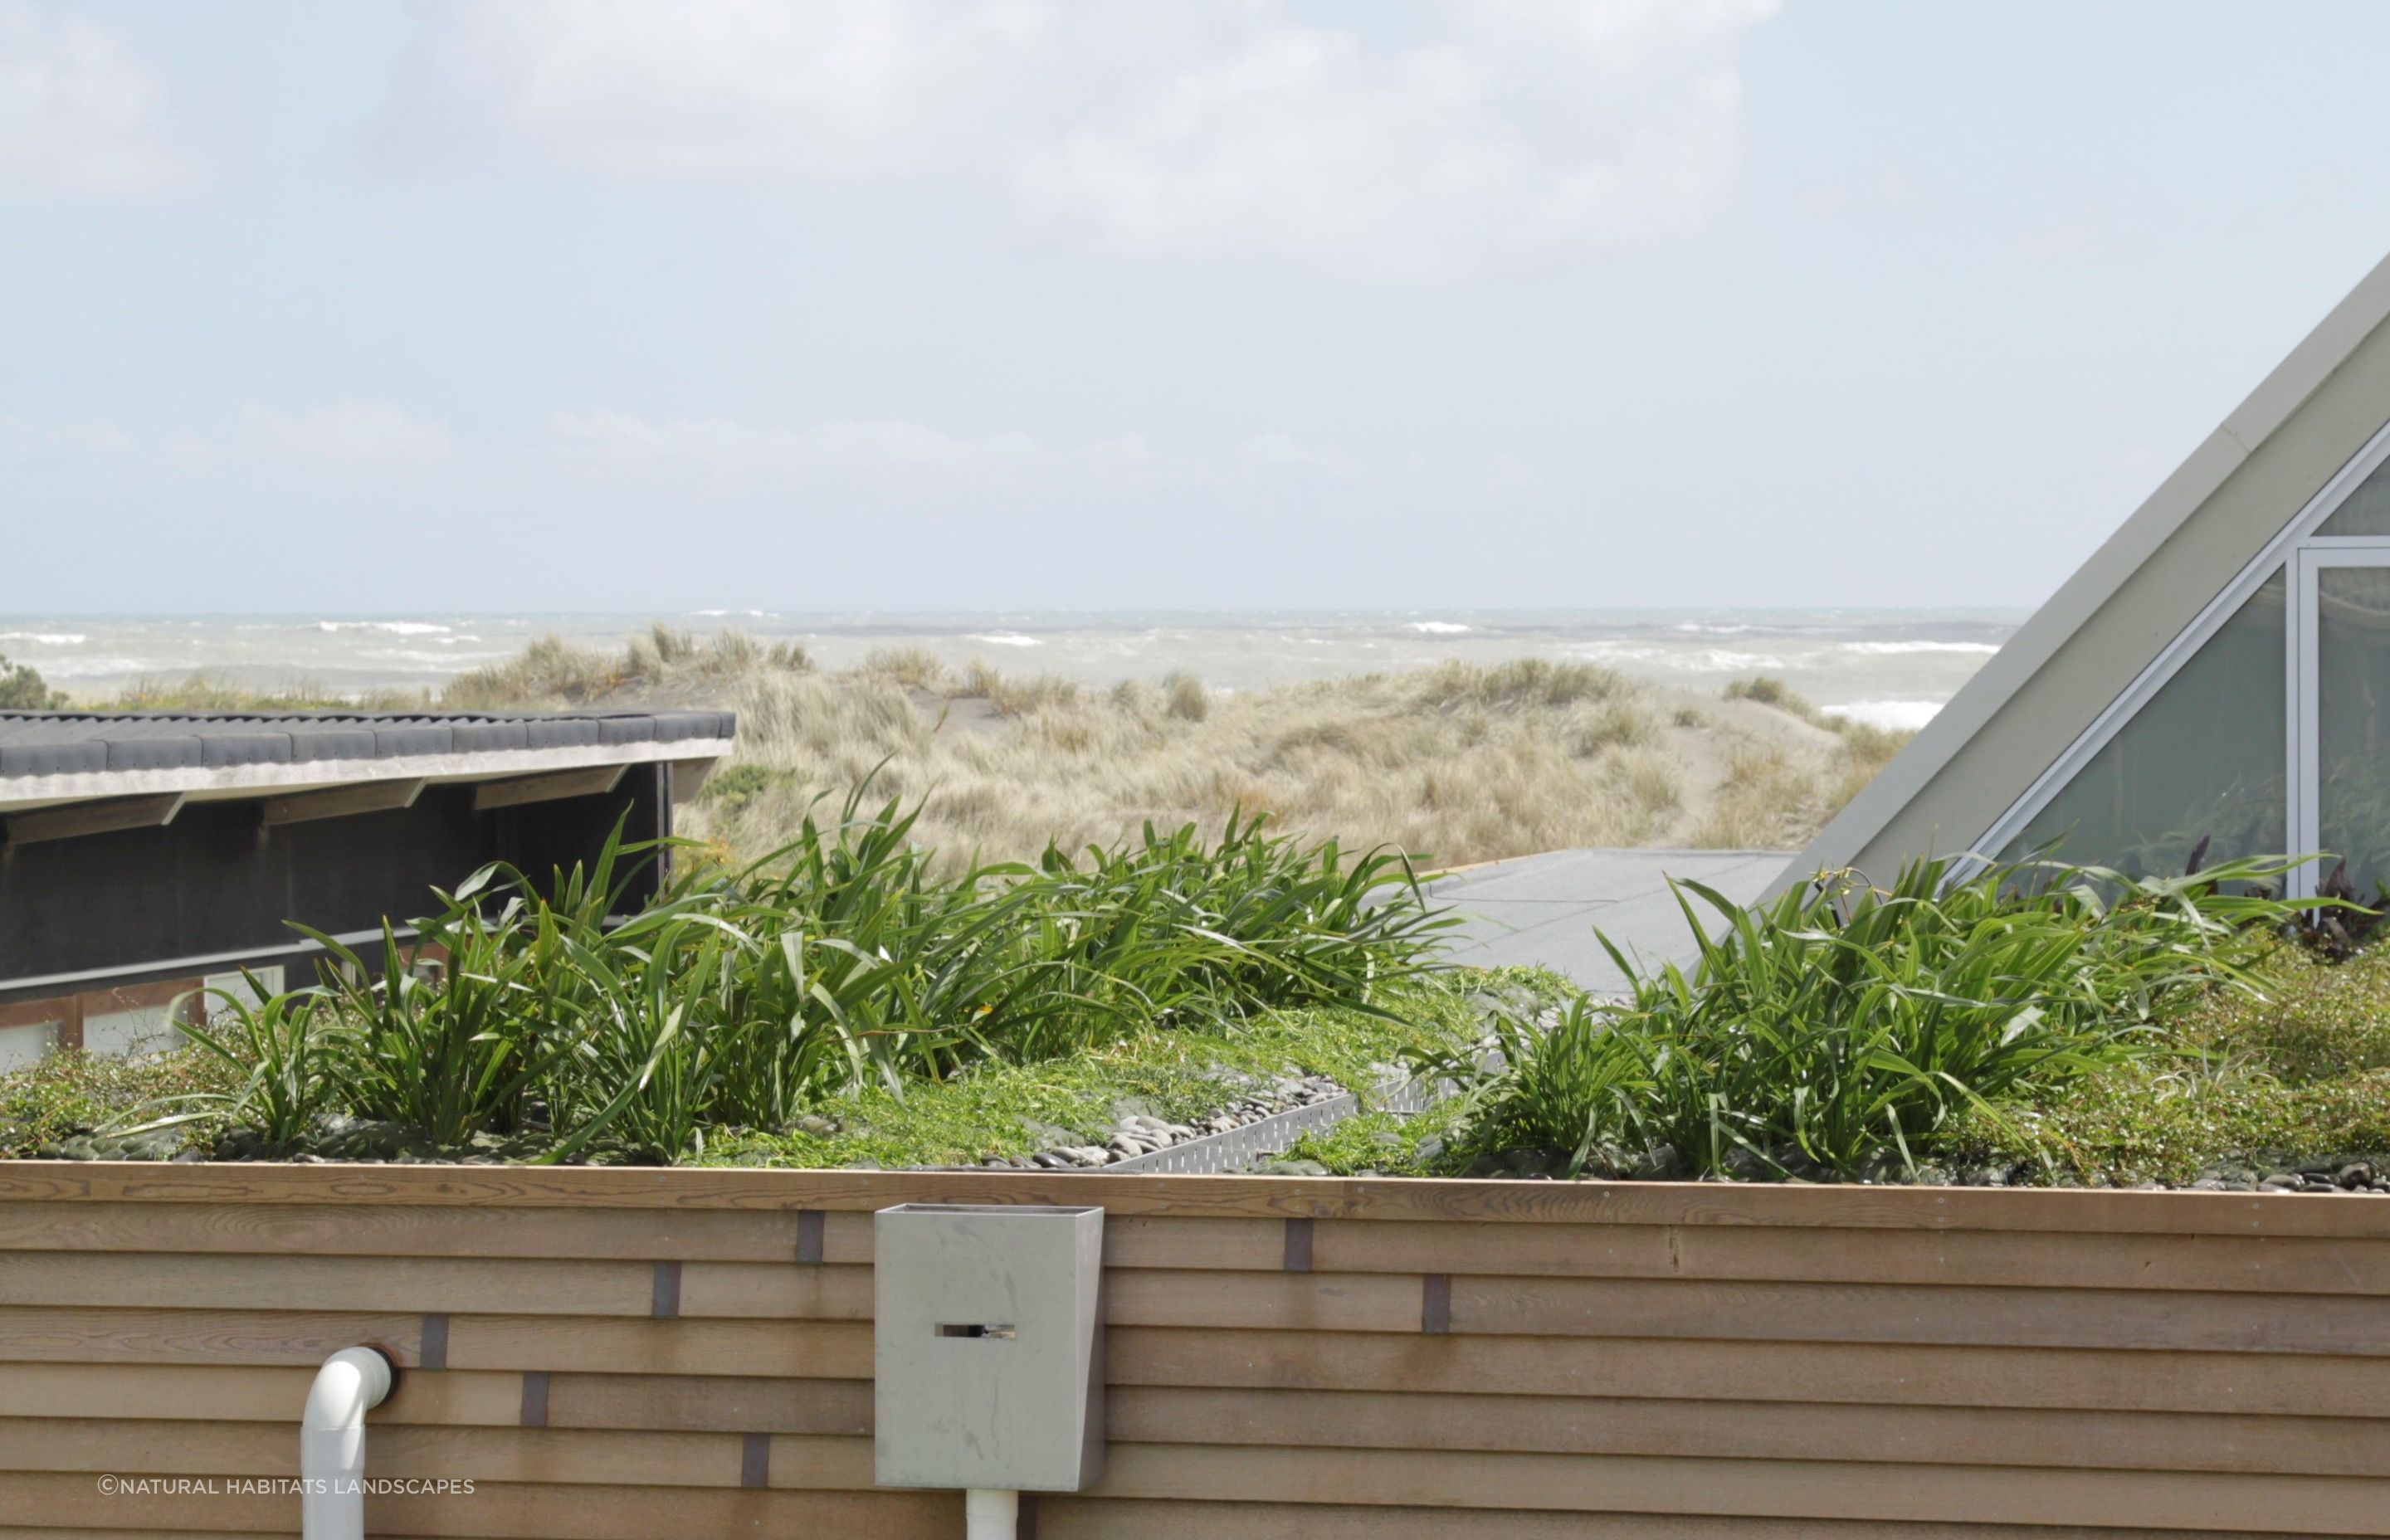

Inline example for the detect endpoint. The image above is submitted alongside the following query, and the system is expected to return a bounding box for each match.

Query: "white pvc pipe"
[301,1347,393,1540]
[966,1488,1018,1539]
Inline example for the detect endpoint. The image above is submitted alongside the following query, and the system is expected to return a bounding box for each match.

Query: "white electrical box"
[873,1203,1105,1492]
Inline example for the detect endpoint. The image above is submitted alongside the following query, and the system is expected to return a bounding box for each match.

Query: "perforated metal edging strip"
[1098,1075,1446,1176]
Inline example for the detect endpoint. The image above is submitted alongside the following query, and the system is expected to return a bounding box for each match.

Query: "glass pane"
[2318,454,2390,535]
[2007,572,2285,876]
[2318,565,2390,896]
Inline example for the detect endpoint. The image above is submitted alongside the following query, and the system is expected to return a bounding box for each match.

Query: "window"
[2315,564,2390,894]
[2006,572,2285,877]
[2318,455,2390,536]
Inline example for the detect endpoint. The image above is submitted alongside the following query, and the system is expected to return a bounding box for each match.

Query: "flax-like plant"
[173,784,1453,1162]
[293,897,563,1148]
[1432,853,2309,1179]
[721,786,1022,1090]
[167,977,333,1153]
[539,914,741,1162]
[1012,810,1456,1049]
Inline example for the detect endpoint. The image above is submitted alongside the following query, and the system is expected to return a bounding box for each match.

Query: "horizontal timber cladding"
[0,1164,2381,1538]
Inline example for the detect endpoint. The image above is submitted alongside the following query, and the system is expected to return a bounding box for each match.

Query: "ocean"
[0,610,2024,729]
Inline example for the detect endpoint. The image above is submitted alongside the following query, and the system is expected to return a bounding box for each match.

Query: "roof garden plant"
[1942,933,2390,1186]
[123,787,1453,1164]
[1421,853,2310,1182]
[690,972,1510,1171]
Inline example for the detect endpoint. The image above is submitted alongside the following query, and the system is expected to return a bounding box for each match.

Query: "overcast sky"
[7,0,2390,615]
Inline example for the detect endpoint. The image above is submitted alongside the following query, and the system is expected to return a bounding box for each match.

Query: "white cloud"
[0,2,191,192]
[388,2,1055,182]
[1240,431,1357,477]
[246,402,451,463]
[0,415,137,457]
[551,410,1145,477]
[373,0,1777,279]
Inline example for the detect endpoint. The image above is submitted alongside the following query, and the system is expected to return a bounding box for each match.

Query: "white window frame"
[2295,542,2390,895]
[1973,414,2390,897]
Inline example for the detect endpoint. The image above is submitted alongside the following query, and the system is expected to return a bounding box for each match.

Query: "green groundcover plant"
[1943,936,2390,1185]
[150,788,1451,1163]
[691,974,1505,1172]
[1423,853,2308,1181]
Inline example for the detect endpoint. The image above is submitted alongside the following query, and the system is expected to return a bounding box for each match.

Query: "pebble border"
[1099,1074,1442,1175]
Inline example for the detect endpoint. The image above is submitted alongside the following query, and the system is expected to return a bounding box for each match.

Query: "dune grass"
[1721,674,1823,720]
[686,651,1901,871]
[1700,678,1911,847]
[105,677,427,713]
[445,626,810,709]
[75,626,1913,871]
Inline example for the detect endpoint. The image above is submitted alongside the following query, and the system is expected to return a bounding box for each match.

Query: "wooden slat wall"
[0,1166,2382,1538]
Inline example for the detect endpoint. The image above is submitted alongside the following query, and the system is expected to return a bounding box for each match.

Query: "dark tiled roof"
[0,709,734,779]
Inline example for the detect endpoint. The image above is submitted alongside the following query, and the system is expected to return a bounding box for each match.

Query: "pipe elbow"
[300,1347,392,1540]
[303,1347,393,1433]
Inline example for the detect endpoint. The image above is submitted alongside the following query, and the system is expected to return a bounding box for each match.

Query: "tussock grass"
[1723,674,1840,731]
[444,625,808,710]
[1703,680,1919,841]
[1568,699,1658,756]
[859,646,947,690]
[110,676,432,713]
[1828,720,1912,810]
[80,626,1916,870]
[690,651,1898,870]
[1162,670,1210,723]
[980,671,1083,718]
[1419,657,1627,710]
[1722,675,1812,714]
[1693,743,1812,849]
[1602,749,1684,831]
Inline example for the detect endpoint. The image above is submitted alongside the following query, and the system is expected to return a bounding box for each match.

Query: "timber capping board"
[1,1162,2386,1238]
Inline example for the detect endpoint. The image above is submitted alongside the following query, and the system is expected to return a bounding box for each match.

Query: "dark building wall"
[0,767,667,997]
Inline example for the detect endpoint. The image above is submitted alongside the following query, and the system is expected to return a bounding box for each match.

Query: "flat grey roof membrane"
[1430,847,1790,993]
[0,709,734,779]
